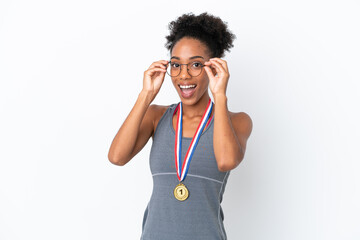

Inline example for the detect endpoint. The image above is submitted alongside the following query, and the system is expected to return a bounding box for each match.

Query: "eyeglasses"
[166,60,205,77]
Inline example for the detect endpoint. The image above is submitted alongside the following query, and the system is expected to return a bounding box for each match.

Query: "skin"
[108,36,253,172]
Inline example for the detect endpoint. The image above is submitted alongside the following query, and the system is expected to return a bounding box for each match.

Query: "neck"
[181,91,212,118]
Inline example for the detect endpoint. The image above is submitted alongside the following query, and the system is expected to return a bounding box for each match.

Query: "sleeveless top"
[140,103,231,240]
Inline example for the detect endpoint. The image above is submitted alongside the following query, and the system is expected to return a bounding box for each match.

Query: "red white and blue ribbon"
[174,98,214,182]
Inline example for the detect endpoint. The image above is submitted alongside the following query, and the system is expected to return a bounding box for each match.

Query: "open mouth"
[178,84,197,98]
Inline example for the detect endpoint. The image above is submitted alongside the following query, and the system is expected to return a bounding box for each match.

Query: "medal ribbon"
[174,98,214,182]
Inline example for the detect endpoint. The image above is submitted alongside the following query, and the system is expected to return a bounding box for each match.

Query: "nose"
[179,64,191,79]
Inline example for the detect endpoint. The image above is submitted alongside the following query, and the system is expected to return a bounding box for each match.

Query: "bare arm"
[108,59,169,166]
[203,57,253,172]
[108,90,155,166]
[213,94,253,172]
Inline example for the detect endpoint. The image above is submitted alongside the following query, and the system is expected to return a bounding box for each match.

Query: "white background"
[1,0,359,239]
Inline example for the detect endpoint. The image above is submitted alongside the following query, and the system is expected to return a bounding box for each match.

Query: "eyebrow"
[170,56,204,60]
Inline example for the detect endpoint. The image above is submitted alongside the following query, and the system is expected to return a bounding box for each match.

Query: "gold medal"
[174,182,189,201]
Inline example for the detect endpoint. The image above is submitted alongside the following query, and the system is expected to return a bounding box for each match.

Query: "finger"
[203,65,215,79]
[158,60,169,65]
[157,60,169,68]
[204,61,218,76]
[210,58,228,72]
[152,62,168,68]
[145,67,167,76]
[149,60,169,69]
[149,62,168,70]
[209,59,225,74]
[148,67,167,73]
[204,61,217,71]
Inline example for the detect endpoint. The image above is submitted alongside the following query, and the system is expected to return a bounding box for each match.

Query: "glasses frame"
[166,60,205,77]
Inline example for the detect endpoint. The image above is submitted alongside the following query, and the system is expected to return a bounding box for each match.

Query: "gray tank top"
[140,103,231,240]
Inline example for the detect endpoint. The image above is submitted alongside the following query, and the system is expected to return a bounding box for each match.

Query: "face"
[169,37,215,105]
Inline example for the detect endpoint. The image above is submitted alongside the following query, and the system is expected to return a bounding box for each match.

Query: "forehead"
[171,37,209,59]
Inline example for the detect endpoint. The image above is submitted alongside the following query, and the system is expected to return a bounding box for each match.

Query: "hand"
[142,60,168,98]
[203,58,230,97]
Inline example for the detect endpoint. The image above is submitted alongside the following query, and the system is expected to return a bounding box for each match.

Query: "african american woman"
[108,12,253,240]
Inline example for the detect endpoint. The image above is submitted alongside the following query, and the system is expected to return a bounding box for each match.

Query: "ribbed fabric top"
[140,103,231,240]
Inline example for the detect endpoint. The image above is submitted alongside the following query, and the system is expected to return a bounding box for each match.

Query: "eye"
[171,62,180,68]
[192,62,202,68]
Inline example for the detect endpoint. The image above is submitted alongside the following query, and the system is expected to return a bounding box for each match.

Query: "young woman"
[108,12,253,240]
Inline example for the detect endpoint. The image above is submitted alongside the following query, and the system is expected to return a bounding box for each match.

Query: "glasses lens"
[167,62,180,77]
[167,61,203,77]
[189,61,203,77]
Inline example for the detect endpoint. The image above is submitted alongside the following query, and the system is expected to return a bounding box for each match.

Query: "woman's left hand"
[203,58,230,97]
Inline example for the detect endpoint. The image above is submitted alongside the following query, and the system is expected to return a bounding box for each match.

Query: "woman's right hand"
[142,60,169,99]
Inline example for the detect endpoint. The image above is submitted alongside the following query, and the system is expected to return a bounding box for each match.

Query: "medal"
[173,98,214,201]
[174,182,189,201]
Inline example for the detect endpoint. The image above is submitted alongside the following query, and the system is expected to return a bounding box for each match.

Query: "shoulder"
[149,103,174,134]
[149,103,174,119]
[228,111,253,140]
[229,111,252,123]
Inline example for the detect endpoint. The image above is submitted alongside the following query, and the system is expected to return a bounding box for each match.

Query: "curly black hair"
[165,12,236,58]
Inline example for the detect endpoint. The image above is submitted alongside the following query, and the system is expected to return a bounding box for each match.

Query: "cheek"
[200,71,210,84]
[198,77,209,91]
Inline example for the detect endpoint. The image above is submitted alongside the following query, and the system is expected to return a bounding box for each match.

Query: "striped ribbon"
[174,98,214,182]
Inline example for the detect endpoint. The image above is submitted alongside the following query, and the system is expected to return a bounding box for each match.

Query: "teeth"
[179,84,196,89]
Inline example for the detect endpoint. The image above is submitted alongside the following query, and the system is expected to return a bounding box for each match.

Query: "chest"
[171,113,211,138]
[149,106,228,182]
